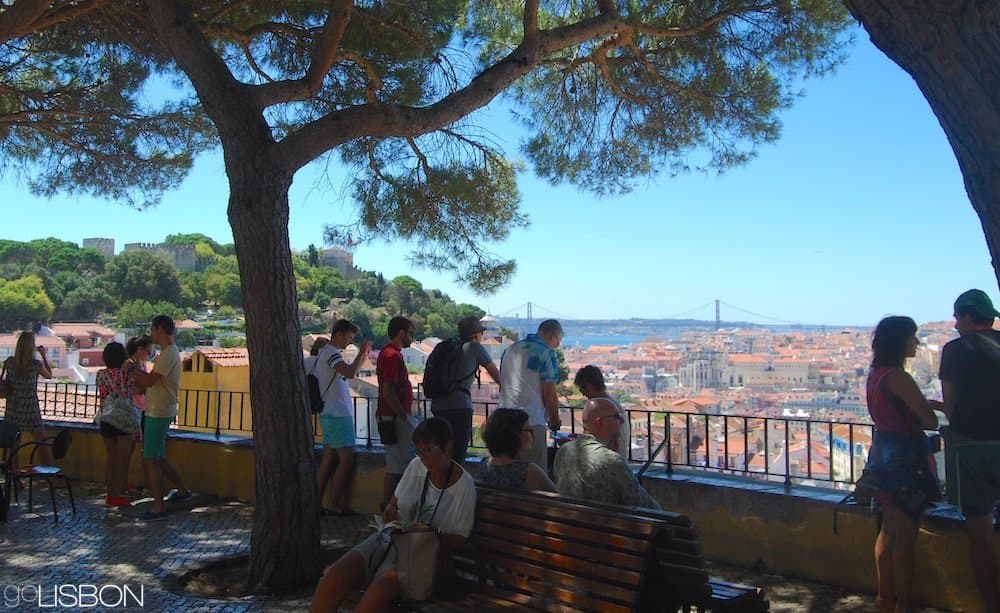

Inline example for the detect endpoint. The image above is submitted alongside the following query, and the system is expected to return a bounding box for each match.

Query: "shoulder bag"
[391,461,456,601]
[98,371,141,434]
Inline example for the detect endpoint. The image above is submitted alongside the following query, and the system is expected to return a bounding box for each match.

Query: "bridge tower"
[715,299,721,330]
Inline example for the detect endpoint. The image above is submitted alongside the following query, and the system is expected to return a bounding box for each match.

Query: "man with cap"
[939,288,1000,611]
[429,316,501,462]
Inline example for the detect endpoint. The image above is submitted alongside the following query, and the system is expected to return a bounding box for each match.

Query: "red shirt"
[866,367,922,435]
[376,344,412,417]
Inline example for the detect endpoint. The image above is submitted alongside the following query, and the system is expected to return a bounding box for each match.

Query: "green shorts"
[143,416,173,459]
[319,414,356,449]
[952,431,1000,517]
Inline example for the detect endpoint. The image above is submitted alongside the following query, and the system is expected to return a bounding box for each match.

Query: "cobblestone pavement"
[0,480,368,611]
[1,480,950,612]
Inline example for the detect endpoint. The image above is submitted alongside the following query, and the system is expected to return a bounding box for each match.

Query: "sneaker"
[139,510,168,521]
[105,496,130,508]
[164,489,193,502]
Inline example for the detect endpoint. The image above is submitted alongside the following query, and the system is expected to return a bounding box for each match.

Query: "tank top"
[866,367,922,434]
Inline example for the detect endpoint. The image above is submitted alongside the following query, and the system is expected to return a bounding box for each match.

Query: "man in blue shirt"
[498,319,563,471]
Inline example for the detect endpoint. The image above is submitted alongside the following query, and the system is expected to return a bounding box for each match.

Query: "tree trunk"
[228,151,321,591]
[843,1,1000,288]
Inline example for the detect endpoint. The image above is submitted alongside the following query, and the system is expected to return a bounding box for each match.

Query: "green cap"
[954,289,1000,319]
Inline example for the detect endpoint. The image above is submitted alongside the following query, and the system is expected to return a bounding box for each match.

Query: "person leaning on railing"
[863,316,940,613]
[938,289,1000,612]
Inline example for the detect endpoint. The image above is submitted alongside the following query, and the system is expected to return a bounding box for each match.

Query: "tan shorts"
[384,415,415,475]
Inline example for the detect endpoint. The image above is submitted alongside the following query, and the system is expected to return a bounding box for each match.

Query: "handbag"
[378,417,398,445]
[100,391,141,434]
[0,365,10,399]
[98,370,140,434]
[387,461,455,601]
[392,526,442,600]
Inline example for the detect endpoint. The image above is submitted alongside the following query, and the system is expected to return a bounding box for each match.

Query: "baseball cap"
[954,289,1000,319]
[458,316,486,339]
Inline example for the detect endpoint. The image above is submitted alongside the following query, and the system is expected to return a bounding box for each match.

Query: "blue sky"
[1,26,995,327]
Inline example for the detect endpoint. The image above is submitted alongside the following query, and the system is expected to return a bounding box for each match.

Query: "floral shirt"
[553,434,659,509]
[96,367,135,401]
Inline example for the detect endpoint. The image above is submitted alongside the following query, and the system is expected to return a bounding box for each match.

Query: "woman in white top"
[310,417,476,612]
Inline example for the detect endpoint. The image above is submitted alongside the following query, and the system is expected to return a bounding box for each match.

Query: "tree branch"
[523,0,539,38]
[0,0,107,44]
[629,2,781,39]
[143,0,271,152]
[276,13,627,170]
[274,3,792,171]
[254,0,355,107]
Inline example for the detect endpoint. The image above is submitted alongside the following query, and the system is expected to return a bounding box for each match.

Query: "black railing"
[1,381,881,489]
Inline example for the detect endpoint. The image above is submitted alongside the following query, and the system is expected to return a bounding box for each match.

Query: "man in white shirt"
[315,319,372,516]
[498,319,563,471]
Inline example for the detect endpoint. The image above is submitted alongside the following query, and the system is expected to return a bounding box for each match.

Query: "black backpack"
[307,358,335,414]
[422,338,477,399]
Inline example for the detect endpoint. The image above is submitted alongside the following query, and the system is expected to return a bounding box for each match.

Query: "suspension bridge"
[492,299,805,331]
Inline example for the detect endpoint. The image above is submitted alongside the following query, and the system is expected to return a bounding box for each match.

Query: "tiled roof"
[50,322,116,337]
[194,348,250,367]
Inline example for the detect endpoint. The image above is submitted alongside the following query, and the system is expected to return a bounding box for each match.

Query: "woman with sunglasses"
[476,408,556,491]
[310,417,475,612]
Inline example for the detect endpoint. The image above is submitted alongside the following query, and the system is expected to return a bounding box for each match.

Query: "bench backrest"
[460,485,670,612]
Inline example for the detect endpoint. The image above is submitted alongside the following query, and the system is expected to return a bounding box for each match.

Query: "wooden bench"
[347,484,767,611]
[559,492,769,612]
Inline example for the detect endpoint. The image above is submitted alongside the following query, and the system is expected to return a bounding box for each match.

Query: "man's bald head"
[582,397,622,446]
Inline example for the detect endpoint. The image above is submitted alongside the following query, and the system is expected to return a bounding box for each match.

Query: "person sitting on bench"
[310,418,475,611]
[553,398,659,509]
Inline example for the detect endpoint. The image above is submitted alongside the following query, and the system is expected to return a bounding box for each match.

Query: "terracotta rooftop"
[191,348,250,367]
[50,322,116,337]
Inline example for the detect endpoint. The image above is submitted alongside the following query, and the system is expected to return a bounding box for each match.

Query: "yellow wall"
[645,475,989,612]
[177,352,253,436]
[48,424,381,512]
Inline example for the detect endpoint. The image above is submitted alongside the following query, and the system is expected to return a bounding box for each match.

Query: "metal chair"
[13,429,76,523]
[0,419,19,522]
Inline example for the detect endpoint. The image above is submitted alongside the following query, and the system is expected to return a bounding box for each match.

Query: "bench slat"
[471,533,645,587]
[471,521,649,572]
[468,548,644,604]
[475,506,655,553]
[477,491,664,536]
[485,487,694,528]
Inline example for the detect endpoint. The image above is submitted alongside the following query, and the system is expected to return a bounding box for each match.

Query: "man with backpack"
[314,319,372,516]
[939,289,1000,611]
[426,316,501,462]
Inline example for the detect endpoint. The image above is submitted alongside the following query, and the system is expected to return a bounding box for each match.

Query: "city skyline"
[1,25,996,327]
